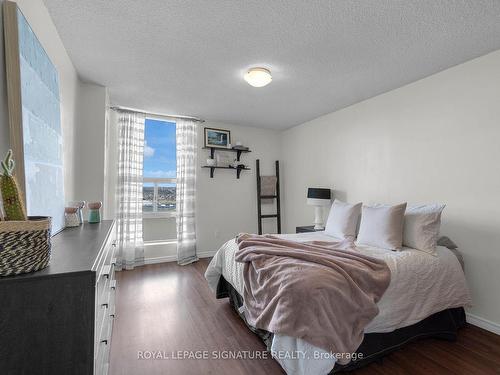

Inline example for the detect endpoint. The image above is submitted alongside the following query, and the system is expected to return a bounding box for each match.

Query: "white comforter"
[205,232,471,375]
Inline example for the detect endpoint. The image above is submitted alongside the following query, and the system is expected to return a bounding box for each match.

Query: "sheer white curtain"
[115,111,145,270]
[176,119,198,265]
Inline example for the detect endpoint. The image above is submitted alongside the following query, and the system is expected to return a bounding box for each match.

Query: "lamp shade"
[307,188,331,206]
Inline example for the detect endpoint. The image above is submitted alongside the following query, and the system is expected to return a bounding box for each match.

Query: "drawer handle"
[110,313,115,318]
[110,280,117,290]
[111,258,117,266]
[101,339,108,345]
[112,242,116,247]
[102,303,108,309]
[102,265,111,279]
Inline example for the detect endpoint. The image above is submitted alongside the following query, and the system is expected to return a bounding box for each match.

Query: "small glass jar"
[69,201,86,224]
[65,207,80,227]
[87,201,102,224]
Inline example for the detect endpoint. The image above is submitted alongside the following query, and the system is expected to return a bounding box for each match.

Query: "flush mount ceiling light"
[244,67,272,87]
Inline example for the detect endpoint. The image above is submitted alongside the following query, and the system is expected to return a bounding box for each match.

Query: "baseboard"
[143,250,216,265]
[144,255,177,265]
[198,250,217,259]
[466,313,500,335]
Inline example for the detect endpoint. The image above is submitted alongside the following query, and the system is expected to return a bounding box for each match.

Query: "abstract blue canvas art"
[17,8,65,233]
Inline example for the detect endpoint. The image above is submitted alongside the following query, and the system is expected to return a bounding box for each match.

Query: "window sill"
[144,240,177,246]
[143,212,176,219]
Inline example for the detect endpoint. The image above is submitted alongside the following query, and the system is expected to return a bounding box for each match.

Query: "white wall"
[74,81,108,212]
[281,50,500,329]
[103,109,118,220]
[197,122,282,254]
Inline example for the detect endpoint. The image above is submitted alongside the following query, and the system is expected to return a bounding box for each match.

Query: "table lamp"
[307,188,332,230]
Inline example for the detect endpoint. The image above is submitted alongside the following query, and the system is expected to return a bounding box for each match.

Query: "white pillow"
[357,203,407,250]
[403,204,445,255]
[324,200,362,240]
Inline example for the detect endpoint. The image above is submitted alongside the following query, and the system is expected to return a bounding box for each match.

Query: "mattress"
[205,231,471,375]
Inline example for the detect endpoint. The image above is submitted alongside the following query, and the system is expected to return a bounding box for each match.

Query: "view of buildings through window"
[143,119,176,213]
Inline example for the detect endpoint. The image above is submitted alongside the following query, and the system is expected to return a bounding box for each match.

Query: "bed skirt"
[216,276,466,373]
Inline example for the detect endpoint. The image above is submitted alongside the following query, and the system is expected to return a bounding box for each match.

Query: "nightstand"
[295,225,323,233]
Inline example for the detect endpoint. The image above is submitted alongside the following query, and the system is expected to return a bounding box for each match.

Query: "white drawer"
[95,314,114,375]
[96,284,115,344]
[96,245,117,284]
[93,221,117,375]
[96,300,110,344]
[95,336,109,375]
[97,263,115,304]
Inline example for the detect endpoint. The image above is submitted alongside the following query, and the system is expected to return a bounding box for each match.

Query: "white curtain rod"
[109,105,205,123]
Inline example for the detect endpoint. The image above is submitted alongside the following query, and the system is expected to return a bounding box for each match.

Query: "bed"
[205,231,471,375]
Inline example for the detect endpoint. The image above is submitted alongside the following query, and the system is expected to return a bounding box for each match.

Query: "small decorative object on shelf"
[69,200,85,224]
[0,150,27,221]
[0,149,52,277]
[216,151,232,167]
[64,207,80,227]
[87,201,102,223]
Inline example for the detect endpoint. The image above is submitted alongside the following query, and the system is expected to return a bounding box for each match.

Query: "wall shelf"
[202,165,251,179]
[202,146,251,179]
[202,146,251,161]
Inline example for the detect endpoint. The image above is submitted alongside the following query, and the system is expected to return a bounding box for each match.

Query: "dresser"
[0,220,117,375]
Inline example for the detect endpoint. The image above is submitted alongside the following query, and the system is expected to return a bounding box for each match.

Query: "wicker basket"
[0,216,52,277]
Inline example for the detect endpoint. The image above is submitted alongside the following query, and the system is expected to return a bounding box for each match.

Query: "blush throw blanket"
[235,234,391,365]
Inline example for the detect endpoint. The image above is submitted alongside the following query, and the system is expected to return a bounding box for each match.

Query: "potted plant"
[0,150,52,276]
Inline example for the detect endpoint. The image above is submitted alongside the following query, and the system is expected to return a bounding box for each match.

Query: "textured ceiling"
[43,0,500,129]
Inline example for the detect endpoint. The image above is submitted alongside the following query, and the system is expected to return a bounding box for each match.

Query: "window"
[143,118,176,217]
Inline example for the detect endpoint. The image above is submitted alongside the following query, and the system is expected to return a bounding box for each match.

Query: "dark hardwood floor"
[109,259,500,375]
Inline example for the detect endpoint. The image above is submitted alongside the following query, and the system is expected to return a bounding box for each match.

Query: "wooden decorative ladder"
[256,159,281,235]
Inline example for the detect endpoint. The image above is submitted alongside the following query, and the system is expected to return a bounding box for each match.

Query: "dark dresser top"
[0,220,114,283]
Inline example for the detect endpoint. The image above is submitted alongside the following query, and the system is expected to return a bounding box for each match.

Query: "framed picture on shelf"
[204,127,231,149]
